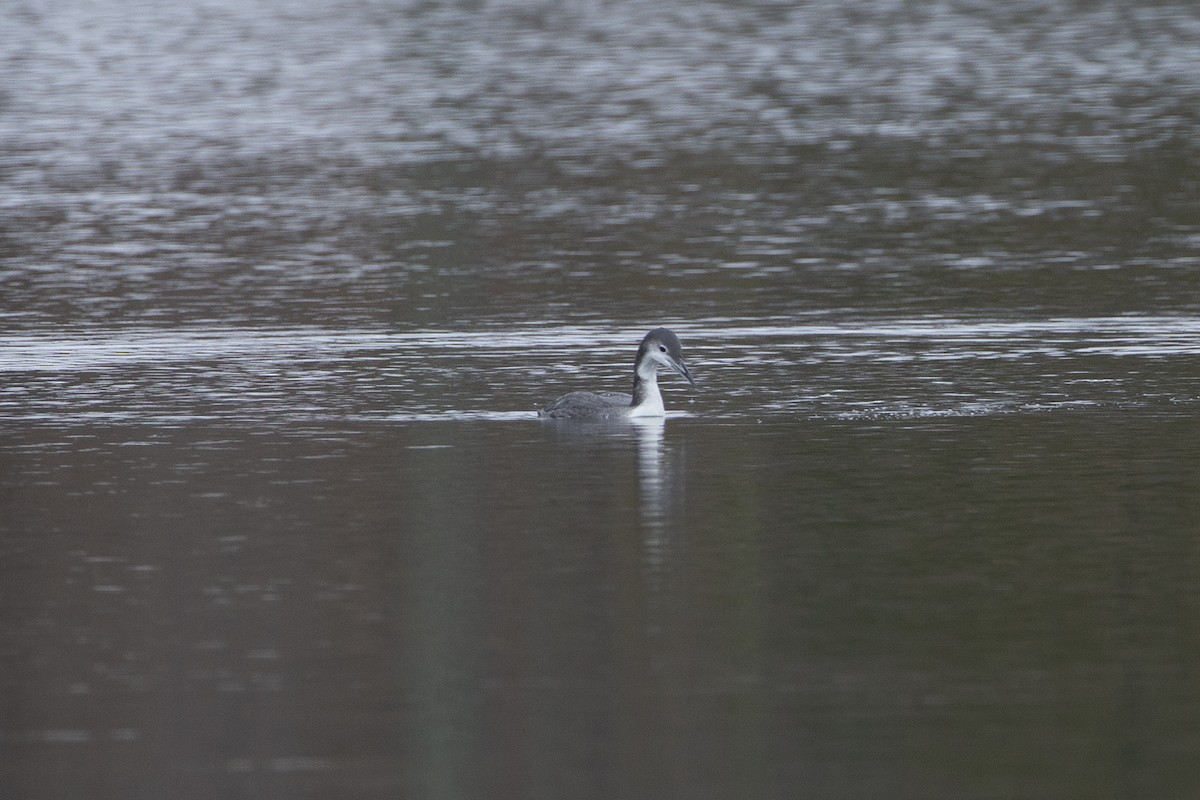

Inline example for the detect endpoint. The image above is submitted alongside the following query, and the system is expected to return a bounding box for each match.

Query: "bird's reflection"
[631,417,676,572]
[540,416,683,574]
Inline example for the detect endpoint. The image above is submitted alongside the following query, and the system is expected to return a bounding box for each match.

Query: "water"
[3,0,1200,797]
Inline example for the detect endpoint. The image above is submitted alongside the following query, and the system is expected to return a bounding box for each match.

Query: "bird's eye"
[659,345,667,352]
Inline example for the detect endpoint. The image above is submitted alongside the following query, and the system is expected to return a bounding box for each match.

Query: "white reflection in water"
[633,415,666,525]
[633,416,687,579]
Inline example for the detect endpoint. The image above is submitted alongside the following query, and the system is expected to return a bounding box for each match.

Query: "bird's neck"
[630,362,664,417]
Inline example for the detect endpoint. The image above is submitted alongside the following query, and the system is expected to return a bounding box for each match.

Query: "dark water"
[3,0,1200,798]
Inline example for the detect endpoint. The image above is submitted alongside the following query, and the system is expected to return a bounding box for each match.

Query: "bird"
[539,328,696,419]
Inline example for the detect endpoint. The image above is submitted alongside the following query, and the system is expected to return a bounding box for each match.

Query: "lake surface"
[3,1,1200,798]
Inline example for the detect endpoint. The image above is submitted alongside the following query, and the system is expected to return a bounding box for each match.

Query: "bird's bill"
[671,358,697,386]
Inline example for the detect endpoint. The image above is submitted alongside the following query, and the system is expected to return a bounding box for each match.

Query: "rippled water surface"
[3,0,1200,798]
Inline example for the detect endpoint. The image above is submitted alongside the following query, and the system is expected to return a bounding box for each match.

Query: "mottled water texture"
[3,0,1199,330]
[2,1,1200,798]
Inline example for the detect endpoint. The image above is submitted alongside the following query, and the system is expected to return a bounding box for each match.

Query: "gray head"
[635,327,696,386]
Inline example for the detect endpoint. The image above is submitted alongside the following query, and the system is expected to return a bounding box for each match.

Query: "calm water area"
[3,1,1200,798]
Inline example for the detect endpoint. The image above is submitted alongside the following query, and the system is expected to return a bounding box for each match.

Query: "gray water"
[3,1,1200,798]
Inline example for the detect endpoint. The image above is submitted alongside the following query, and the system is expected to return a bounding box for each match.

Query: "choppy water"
[3,316,1200,424]
[3,0,1200,798]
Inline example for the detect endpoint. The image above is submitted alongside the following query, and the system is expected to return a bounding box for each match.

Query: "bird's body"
[539,328,695,420]
[539,391,636,419]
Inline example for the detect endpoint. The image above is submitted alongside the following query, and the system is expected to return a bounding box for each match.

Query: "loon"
[539,328,696,419]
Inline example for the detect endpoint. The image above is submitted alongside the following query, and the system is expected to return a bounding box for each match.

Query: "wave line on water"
[4,316,1197,370]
